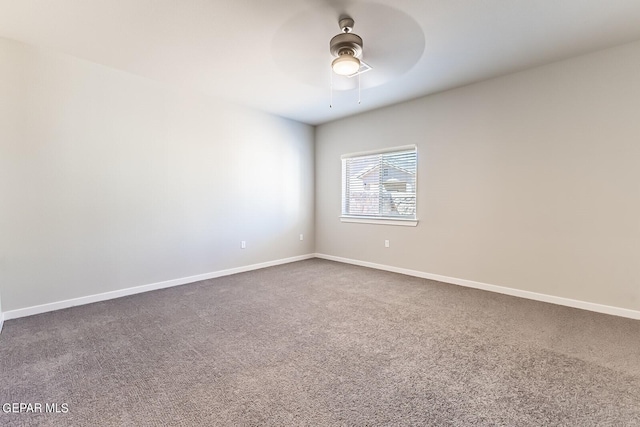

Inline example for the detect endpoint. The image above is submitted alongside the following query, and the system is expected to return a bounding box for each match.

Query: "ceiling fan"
[270,4,423,100]
[329,16,370,77]
[329,16,371,106]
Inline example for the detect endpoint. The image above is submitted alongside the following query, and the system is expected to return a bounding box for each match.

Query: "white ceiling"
[2,0,640,125]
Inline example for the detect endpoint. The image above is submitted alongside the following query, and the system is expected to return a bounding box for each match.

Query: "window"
[341,145,418,226]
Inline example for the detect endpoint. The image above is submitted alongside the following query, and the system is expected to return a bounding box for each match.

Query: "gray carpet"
[1,259,639,426]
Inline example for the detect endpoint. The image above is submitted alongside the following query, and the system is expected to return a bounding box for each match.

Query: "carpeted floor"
[1,259,639,426]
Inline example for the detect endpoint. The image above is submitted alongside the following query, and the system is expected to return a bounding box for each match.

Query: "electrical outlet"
[241,241,246,249]
[299,234,304,241]
[384,240,390,248]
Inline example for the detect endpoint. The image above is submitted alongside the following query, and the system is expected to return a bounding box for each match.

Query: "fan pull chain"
[358,71,361,105]
[330,67,333,108]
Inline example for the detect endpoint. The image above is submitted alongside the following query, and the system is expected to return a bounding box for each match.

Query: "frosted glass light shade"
[332,54,360,76]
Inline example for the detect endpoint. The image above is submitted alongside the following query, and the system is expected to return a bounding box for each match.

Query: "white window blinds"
[342,145,417,221]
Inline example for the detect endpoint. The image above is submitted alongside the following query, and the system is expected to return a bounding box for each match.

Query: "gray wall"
[2,36,639,315]
[0,38,315,312]
[316,41,640,311]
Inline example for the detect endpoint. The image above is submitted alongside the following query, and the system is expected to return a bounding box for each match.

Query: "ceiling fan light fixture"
[332,52,361,76]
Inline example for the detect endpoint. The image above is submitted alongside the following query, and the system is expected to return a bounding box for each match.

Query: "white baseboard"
[2,254,315,321]
[314,253,640,320]
[4,253,638,323]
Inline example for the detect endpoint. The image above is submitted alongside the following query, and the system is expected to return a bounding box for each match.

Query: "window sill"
[340,216,418,227]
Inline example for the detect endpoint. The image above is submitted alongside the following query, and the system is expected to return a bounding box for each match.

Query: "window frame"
[340,145,418,227]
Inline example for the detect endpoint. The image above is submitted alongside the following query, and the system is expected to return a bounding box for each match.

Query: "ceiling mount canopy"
[330,16,363,76]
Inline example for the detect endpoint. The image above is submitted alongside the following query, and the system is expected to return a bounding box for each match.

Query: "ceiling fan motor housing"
[330,32,363,58]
